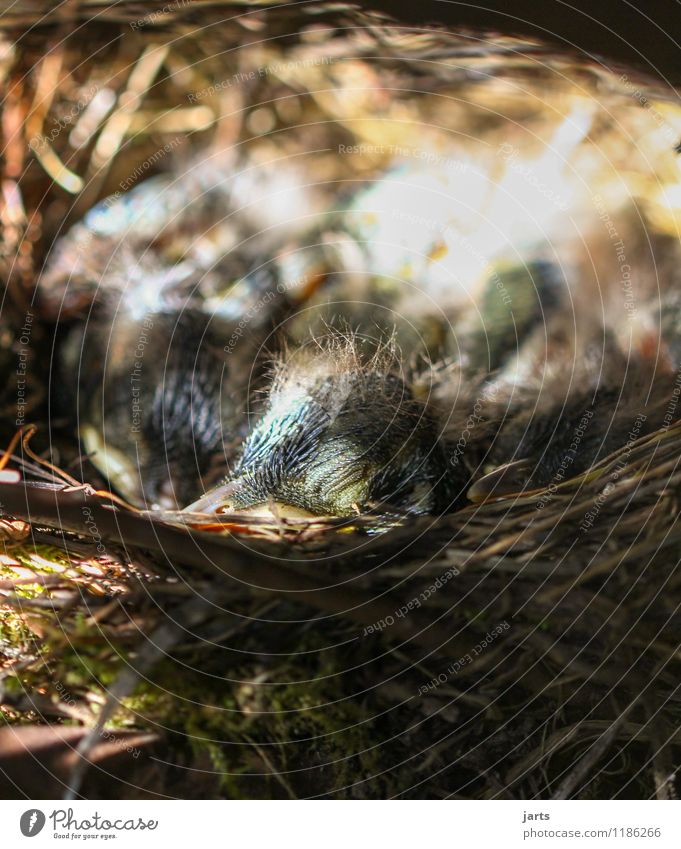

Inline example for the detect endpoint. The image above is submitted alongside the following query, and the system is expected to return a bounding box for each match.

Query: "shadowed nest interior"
[0,1,681,801]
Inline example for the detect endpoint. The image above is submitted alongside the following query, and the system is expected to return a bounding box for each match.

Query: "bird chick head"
[186,336,457,518]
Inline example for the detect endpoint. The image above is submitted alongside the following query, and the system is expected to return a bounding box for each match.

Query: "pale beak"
[182,481,317,519]
[182,481,240,514]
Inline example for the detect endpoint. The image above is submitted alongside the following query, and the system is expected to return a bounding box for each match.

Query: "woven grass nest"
[1,1,681,800]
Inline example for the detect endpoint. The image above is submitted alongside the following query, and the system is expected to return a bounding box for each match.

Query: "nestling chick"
[57,297,257,508]
[186,338,466,517]
[469,339,681,501]
[52,246,288,508]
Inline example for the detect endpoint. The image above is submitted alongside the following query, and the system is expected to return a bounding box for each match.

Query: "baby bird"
[469,329,681,501]
[57,297,251,508]
[52,245,284,508]
[186,338,467,518]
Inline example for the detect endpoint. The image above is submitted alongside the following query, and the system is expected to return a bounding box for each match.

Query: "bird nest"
[1,1,681,800]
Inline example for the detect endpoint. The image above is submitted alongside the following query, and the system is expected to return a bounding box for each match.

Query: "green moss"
[0,607,33,648]
[106,630,413,799]
[14,544,72,571]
